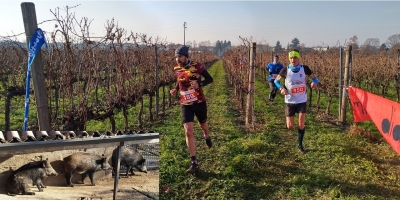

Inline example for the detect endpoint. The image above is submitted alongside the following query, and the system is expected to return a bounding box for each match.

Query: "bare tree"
[198,40,211,47]
[363,38,380,47]
[193,40,197,48]
[348,35,359,49]
[300,43,306,51]
[386,34,400,49]
[361,38,380,54]
[198,40,211,52]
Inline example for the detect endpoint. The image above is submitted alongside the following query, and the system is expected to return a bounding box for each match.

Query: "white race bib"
[290,84,306,95]
[180,89,198,103]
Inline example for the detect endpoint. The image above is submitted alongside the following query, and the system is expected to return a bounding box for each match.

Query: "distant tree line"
[170,39,232,57]
[272,33,400,55]
[168,32,400,56]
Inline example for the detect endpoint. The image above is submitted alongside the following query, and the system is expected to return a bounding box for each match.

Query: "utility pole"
[183,22,187,45]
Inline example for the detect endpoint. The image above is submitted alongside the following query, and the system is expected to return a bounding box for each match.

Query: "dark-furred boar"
[111,147,147,178]
[63,153,111,187]
[6,160,58,195]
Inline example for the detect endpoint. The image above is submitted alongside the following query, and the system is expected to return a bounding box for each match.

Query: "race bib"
[271,74,278,79]
[180,89,198,103]
[290,85,306,94]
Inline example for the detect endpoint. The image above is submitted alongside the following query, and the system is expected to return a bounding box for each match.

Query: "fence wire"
[118,140,160,171]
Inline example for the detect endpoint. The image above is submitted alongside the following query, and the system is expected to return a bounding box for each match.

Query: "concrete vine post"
[339,44,352,124]
[246,42,256,128]
[21,2,51,131]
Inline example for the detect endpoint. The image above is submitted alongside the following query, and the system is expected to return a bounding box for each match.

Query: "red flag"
[348,87,400,154]
[348,87,371,122]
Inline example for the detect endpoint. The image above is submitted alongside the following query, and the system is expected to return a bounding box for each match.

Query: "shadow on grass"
[334,142,398,166]
[192,170,222,181]
[289,170,399,198]
[217,131,400,198]
[229,161,400,199]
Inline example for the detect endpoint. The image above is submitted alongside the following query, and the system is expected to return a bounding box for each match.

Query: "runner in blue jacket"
[265,55,284,103]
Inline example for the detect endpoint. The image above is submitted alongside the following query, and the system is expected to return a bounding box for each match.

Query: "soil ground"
[0,170,159,200]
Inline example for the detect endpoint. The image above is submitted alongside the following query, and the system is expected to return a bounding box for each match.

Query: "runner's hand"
[170,89,177,95]
[280,88,288,95]
[191,82,199,89]
[311,82,318,89]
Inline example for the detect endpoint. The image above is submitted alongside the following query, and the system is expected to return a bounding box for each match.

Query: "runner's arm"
[309,74,319,85]
[304,65,318,84]
[199,70,213,87]
[274,67,287,89]
[265,64,271,74]
[274,75,283,89]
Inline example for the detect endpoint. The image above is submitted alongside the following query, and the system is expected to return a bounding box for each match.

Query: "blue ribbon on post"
[23,28,49,131]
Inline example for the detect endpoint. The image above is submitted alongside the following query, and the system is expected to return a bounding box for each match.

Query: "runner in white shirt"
[274,49,319,154]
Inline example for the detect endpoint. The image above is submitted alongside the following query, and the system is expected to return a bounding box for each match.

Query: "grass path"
[154,60,400,199]
[155,60,250,199]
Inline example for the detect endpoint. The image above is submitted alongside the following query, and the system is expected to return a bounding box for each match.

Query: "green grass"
[156,60,400,199]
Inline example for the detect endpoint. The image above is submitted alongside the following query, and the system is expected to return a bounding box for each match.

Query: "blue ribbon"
[23,28,48,131]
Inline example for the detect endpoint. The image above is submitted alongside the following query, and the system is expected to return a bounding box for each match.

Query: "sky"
[0,1,399,47]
